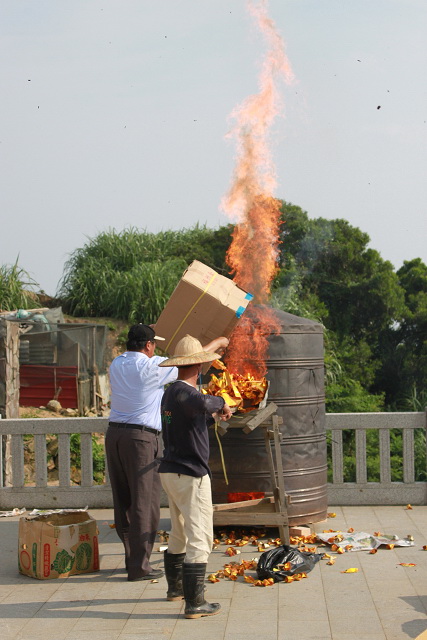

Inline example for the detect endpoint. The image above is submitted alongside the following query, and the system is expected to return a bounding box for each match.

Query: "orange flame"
[227,195,282,304]
[222,1,294,375]
[225,306,279,378]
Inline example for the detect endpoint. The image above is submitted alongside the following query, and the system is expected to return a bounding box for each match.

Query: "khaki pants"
[160,472,213,563]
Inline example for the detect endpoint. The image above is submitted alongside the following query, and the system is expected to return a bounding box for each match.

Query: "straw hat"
[158,335,221,367]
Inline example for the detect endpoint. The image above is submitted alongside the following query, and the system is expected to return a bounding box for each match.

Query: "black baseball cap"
[127,324,165,343]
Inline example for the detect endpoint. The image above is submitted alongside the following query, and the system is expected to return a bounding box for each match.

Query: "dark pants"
[105,425,162,579]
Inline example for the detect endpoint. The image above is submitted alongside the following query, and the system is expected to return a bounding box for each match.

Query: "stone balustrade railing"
[0,418,111,509]
[327,411,427,505]
[0,412,426,509]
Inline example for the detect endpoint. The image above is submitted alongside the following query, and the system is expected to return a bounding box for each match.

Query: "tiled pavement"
[0,506,426,640]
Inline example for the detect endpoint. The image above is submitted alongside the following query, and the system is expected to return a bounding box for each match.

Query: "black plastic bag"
[256,544,322,582]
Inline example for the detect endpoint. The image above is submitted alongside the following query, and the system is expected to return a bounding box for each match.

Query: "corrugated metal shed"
[19,364,78,408]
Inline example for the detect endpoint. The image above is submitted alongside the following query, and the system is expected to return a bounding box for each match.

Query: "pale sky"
[1,0,426,297]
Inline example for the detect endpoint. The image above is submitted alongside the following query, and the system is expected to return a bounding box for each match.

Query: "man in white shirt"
[106,323,177,581]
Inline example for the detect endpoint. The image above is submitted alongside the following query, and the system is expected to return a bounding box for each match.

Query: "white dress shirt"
[109,351,177,430]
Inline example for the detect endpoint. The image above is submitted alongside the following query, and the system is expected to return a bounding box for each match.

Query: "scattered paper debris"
[208,573,220,583]
[316,531,414,552]
[157,530,170,543]
[341,568,359,573]
[0,507,26,518]
[225,547,240,556]
[28,507,88,517]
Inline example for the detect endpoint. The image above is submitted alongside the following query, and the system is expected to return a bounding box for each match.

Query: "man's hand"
[204,336,229,355]
[219,403,232,421]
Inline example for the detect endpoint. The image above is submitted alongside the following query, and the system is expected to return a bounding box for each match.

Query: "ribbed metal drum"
[209,309,328,525]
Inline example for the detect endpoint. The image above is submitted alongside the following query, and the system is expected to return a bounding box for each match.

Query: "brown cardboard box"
[155,260,253,355]
[18,511,99,579]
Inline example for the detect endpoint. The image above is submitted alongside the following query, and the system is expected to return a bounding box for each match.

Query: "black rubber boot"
[182,562,221,619]
[164,551,185,601]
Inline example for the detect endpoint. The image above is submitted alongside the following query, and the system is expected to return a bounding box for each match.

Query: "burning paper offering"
[204,367,268,413]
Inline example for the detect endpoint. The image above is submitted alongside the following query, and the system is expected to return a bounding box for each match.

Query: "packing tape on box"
[236,293,254,317]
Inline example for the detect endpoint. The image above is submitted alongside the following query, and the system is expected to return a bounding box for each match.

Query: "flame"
[225,305,279,378]
[221,1,294,375]
[228,492,265,503]
[227,195,282,304]
[221,1,294,225]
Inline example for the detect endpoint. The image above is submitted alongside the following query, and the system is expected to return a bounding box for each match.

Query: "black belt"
[109,422,160,436]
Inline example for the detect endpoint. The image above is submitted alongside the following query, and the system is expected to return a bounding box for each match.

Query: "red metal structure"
[20,365,78,409]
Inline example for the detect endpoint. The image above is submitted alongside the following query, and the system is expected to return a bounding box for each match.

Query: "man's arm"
[178,386,225,418]
[203,336,229,355]
[198,393,232,421]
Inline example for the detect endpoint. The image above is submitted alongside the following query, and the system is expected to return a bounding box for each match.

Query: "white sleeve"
[153,357,178,386]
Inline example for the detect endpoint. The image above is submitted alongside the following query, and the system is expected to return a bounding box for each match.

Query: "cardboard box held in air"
[18,511,99,579]
[155,260,253,355]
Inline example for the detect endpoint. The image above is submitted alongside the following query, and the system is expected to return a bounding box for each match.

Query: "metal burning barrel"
[209,309,327,525]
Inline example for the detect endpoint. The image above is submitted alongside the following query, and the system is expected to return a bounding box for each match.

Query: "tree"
[295,218,405,342]
[278,201,310,271]
[274,206,406,409]
[276,206,405,341]
[374,258,427,408]
[58,207,424,415]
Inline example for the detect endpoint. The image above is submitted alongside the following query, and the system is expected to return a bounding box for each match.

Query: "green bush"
[70,434,106,485]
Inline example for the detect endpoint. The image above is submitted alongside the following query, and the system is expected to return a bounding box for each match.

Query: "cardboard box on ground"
[155,260,253,355]
[18,511,99,579]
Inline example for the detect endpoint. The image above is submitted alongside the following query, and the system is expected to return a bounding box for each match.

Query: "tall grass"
[0,261,39,311]
[58,226,232,322]
[403,384,427,411]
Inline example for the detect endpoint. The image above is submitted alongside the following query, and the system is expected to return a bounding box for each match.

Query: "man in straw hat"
[158,334,232,618]
[106,324,228,583]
